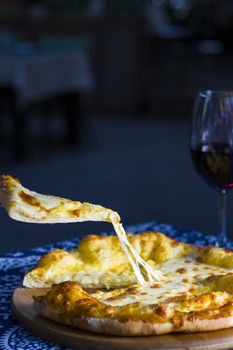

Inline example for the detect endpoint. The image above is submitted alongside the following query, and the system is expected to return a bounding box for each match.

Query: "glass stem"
[217,189,227,247]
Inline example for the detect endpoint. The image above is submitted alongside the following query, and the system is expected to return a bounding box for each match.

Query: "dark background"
[0,0,233,253]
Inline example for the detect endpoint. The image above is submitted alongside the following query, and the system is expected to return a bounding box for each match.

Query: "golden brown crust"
[34,282,233,336]
[197,246,233,268]
[34,309,233,336]
[34,302,175,336]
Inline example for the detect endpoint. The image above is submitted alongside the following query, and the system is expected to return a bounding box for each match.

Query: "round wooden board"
[12,287,233,350]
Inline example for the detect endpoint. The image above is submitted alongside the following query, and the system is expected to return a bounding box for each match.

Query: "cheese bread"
[33,232,233,335]
[0,175,120,223]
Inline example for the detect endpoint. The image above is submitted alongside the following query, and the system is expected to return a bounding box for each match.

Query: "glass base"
[215,236,228,248]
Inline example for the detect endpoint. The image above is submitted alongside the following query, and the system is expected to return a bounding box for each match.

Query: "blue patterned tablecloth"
[0,221,228,350]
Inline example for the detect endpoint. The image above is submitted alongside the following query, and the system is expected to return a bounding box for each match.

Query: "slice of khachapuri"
[0,175,163,284]
[0,175,120,224]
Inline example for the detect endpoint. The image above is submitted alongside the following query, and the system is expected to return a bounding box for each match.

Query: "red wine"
[191,143,233,190]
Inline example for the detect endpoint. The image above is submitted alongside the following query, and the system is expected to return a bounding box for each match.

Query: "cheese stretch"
[111,219,163,284]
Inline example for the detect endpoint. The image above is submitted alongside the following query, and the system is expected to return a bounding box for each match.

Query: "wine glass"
[190,90,233,247]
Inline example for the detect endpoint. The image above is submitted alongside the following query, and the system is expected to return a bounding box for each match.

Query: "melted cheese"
[111,220,163,285]
[52,271,136,287]
[92,256,232,306]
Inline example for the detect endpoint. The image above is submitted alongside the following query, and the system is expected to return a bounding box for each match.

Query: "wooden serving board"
[12,287,233,350]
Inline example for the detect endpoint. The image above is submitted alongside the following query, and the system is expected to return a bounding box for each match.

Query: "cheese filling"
[91,256,231,307]
[111,219,163,285]
[49,254,232,308]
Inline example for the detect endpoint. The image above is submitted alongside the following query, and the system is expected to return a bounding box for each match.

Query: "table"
[0,51,94,108]
[0,221,224,350]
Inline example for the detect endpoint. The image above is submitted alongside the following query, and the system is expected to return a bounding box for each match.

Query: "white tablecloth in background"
[0,51,94,108]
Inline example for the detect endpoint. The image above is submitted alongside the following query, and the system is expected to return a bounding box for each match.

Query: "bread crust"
[34,281,233,336]
[34,298,233,336]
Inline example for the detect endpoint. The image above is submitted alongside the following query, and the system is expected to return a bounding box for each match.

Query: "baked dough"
[31,232,233,335]
[0,175,120,223]
[34,280,233,336]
